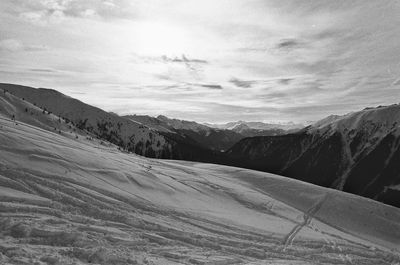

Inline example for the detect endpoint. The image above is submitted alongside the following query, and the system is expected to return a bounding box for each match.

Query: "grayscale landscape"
[1,1,400,264]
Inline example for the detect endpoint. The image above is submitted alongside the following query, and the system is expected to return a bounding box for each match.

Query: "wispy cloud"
[161,55,208,64]
[229,78,254,88]
[276,39,304,50]
[0,39,48,52]
[197,84,223,90]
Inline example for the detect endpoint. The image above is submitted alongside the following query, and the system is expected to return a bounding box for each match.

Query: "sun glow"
[134,21,188,56]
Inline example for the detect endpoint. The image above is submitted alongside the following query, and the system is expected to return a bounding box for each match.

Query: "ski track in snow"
[282,193,329,250]
[0,118,399,265]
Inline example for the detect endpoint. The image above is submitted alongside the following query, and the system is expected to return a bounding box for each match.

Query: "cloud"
[229,77,298,89]
[0,39,48,52]
[161,55,208,64]
[159,82,223,90]
[19,11,45,23]
[392,78,400,86]
[229,78,254,88]
[236,47,267,53]
[0,39,23,51]
[278,78,292,85]
[198,84,223,90]
[276,39,303,50]
[5,0,135,24]
[28,68,57,73]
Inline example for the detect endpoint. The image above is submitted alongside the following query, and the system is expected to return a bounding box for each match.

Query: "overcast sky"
[1,0,400,123]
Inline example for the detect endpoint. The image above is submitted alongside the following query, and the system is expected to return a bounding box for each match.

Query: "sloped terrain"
[0,89,88,140]
[127,115,297,152]
[0,83,220,162]
[133,115,245,151]
[0,114,399,264]
[227,104,400,207]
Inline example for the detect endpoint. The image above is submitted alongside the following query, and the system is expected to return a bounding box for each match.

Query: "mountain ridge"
[1,82,399,208]
[227,103,400,207]
[0,83,220,162]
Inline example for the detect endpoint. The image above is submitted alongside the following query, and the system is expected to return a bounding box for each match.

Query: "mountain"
[2,83,399,208]
[127,115,299,151]
[0,83,218,162]
[0,87,90,141]
[207,120,304,131]
[0,114,399,264]
[227,104,400,207]
[126,114,244,151]
[0,83,297,155]
[124,115,244,151]
[156,115,246,151]
[227,123,287,137]
[207,120,304,137]
[124,114,176,134]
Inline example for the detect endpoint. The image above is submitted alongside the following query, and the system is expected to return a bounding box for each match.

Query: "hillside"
[0,83,219,162]
[0,89,91,141]
[154,115,244,151]
[127,115,296,151]
[227,104,400,207]
[126,114,247,151]
[0,114,399,264]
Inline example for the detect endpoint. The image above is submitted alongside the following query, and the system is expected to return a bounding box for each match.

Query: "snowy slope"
[0,117,399,264]
[0,83,173,158]
[0,89,102,144]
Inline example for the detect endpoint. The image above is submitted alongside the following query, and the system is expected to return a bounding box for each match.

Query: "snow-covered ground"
[0,117,399,265]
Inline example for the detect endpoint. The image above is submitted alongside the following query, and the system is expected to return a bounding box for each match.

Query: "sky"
[1,0,400,123]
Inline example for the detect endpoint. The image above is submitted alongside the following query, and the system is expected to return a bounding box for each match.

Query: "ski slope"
[0,117,399,265]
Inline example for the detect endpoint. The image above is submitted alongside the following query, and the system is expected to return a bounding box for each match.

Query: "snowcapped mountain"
[124,114,176,134]
[208,120,304,131]
[0,83,296,155]
[0,83,217,161]
[227,123,288,137]
[227,104,400,207]
[128,115,297,151]
[0,113,399,264]
[157,115,212,132]
[156,115,249,151]
[207,120,304,137]
[127,114,245,151]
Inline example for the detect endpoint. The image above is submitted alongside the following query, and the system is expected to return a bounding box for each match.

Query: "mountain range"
[0,83,223,162]
[0,83,399,208]
[1,97,399,264]
[127,115,300,151]
[206,120,303,132]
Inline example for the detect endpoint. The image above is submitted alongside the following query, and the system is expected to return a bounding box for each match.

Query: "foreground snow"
[0,117,399,265]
